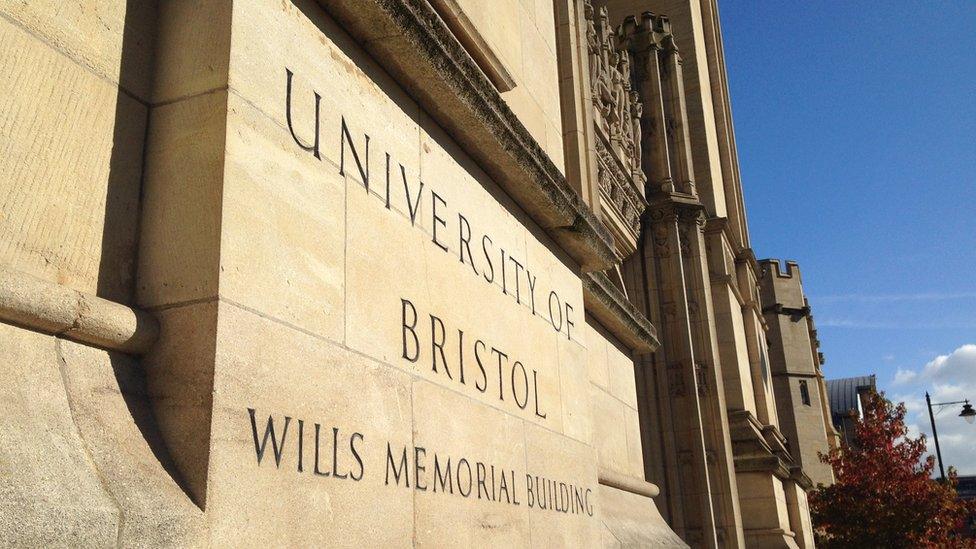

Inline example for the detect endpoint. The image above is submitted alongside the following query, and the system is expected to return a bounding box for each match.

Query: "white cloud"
[892,368,916,385]
[889,344,976,476]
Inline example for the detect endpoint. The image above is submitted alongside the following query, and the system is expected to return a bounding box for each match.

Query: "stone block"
[523,423,601,547]
[228,0,421,179]
[411,380,530,548]
[57,340,206,546]
[345,208,566,433]
[418,113,528,261]
[138,90,226,308]
[558,332,593,444]
[586,321,611,389]
[0,18,145,303]
[1,0,156,100]
[153,1,232,103]
[591,385,632,476]
[206,302,414,546]
[736,472,791,532]
[625,406,645,477]
[607,340,638,409]
[142,300,219,507]
[518,13,561,129]
[0,324,119,547]
[502,86,551,156]
[454,0,523,81]
[531,0,558,54]
[598,484,688,547]
[220,92,346,341]
[547,119,567,173]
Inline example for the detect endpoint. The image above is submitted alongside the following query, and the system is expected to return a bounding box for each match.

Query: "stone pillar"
[736,471,799,549]
[784,476,815,549]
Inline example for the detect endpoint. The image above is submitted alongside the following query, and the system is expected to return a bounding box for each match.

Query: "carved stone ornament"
[695,362,708,396]
[652,224,671,258]
[667,361,686,397]
[585,0,647,254]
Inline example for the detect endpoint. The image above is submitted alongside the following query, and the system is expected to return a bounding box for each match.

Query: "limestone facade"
[0,0,830,547]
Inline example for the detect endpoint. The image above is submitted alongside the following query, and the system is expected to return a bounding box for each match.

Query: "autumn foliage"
[809,391,975,548]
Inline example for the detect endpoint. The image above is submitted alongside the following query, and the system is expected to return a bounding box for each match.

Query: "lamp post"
[925,392,976,481]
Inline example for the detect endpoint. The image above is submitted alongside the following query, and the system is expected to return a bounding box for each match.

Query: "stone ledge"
[733,455,792,481]
[0,265,158,354]
[582,271,659,353]
[789,466,815,491]
[598,467,660,498]
[318,0,617,272]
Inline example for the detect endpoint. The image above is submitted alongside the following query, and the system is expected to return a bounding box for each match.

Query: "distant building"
[826,375,878,445]
[957,476,976,537]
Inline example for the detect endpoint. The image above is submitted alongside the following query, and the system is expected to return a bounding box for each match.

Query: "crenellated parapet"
[618,10,679,62]
[618,10,696,198]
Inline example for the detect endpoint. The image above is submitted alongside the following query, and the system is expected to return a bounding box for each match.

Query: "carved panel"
[585,0,647,257]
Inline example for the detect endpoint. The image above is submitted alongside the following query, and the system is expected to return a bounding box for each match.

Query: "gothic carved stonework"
[619,11,698,197]
[651,224,671,258]
[595,138,643,234]
[585,0,647,257]
[695,362,708,396]
[678,207,706,227]
[667,361,686,397]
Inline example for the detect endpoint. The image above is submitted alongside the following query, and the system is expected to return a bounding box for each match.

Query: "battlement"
[759,258,802,281]
[759,259,808,311]
[618,10,677,53]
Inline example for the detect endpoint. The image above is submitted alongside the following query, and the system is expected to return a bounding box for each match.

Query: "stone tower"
[759,260,836,488]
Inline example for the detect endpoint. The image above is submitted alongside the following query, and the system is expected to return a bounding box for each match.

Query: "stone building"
[0,0,831,547]
[759,260,838,487]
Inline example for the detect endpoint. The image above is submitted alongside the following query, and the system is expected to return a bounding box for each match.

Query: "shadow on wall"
[109,352,193,497]
[97,0,152,304]
[96,0,195,502]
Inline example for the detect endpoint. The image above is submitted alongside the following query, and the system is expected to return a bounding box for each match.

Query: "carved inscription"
[284,68,577,340]
[248,408,365,481]
[401,297,548,419]
[385,442,594,516]
[248,408,595,517]
[267,69,594,523]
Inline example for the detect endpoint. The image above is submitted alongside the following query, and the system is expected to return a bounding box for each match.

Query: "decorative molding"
[733,455,792,480]
[427,0,517,92]
[318,0,617,272]
[762,303,811,320]
[695,362,708,396]
[582,270,659,353]
[584,0,647,257]
[598,467,660,498]
[789,466,814,491]
[0,266,158,355]
[667,361,686,397]
[595,136,645,236]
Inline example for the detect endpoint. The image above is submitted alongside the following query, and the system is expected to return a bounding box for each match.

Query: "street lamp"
[962,402,976,424]
[925,392,975,481]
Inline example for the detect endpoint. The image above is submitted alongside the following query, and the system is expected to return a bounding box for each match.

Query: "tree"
[809,391,976,548]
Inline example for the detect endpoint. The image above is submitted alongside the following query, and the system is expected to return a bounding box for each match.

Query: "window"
[799,380,811,406]
[759,347,770,386]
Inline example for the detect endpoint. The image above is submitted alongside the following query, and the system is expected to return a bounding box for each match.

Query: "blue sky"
[719,1,976,473]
